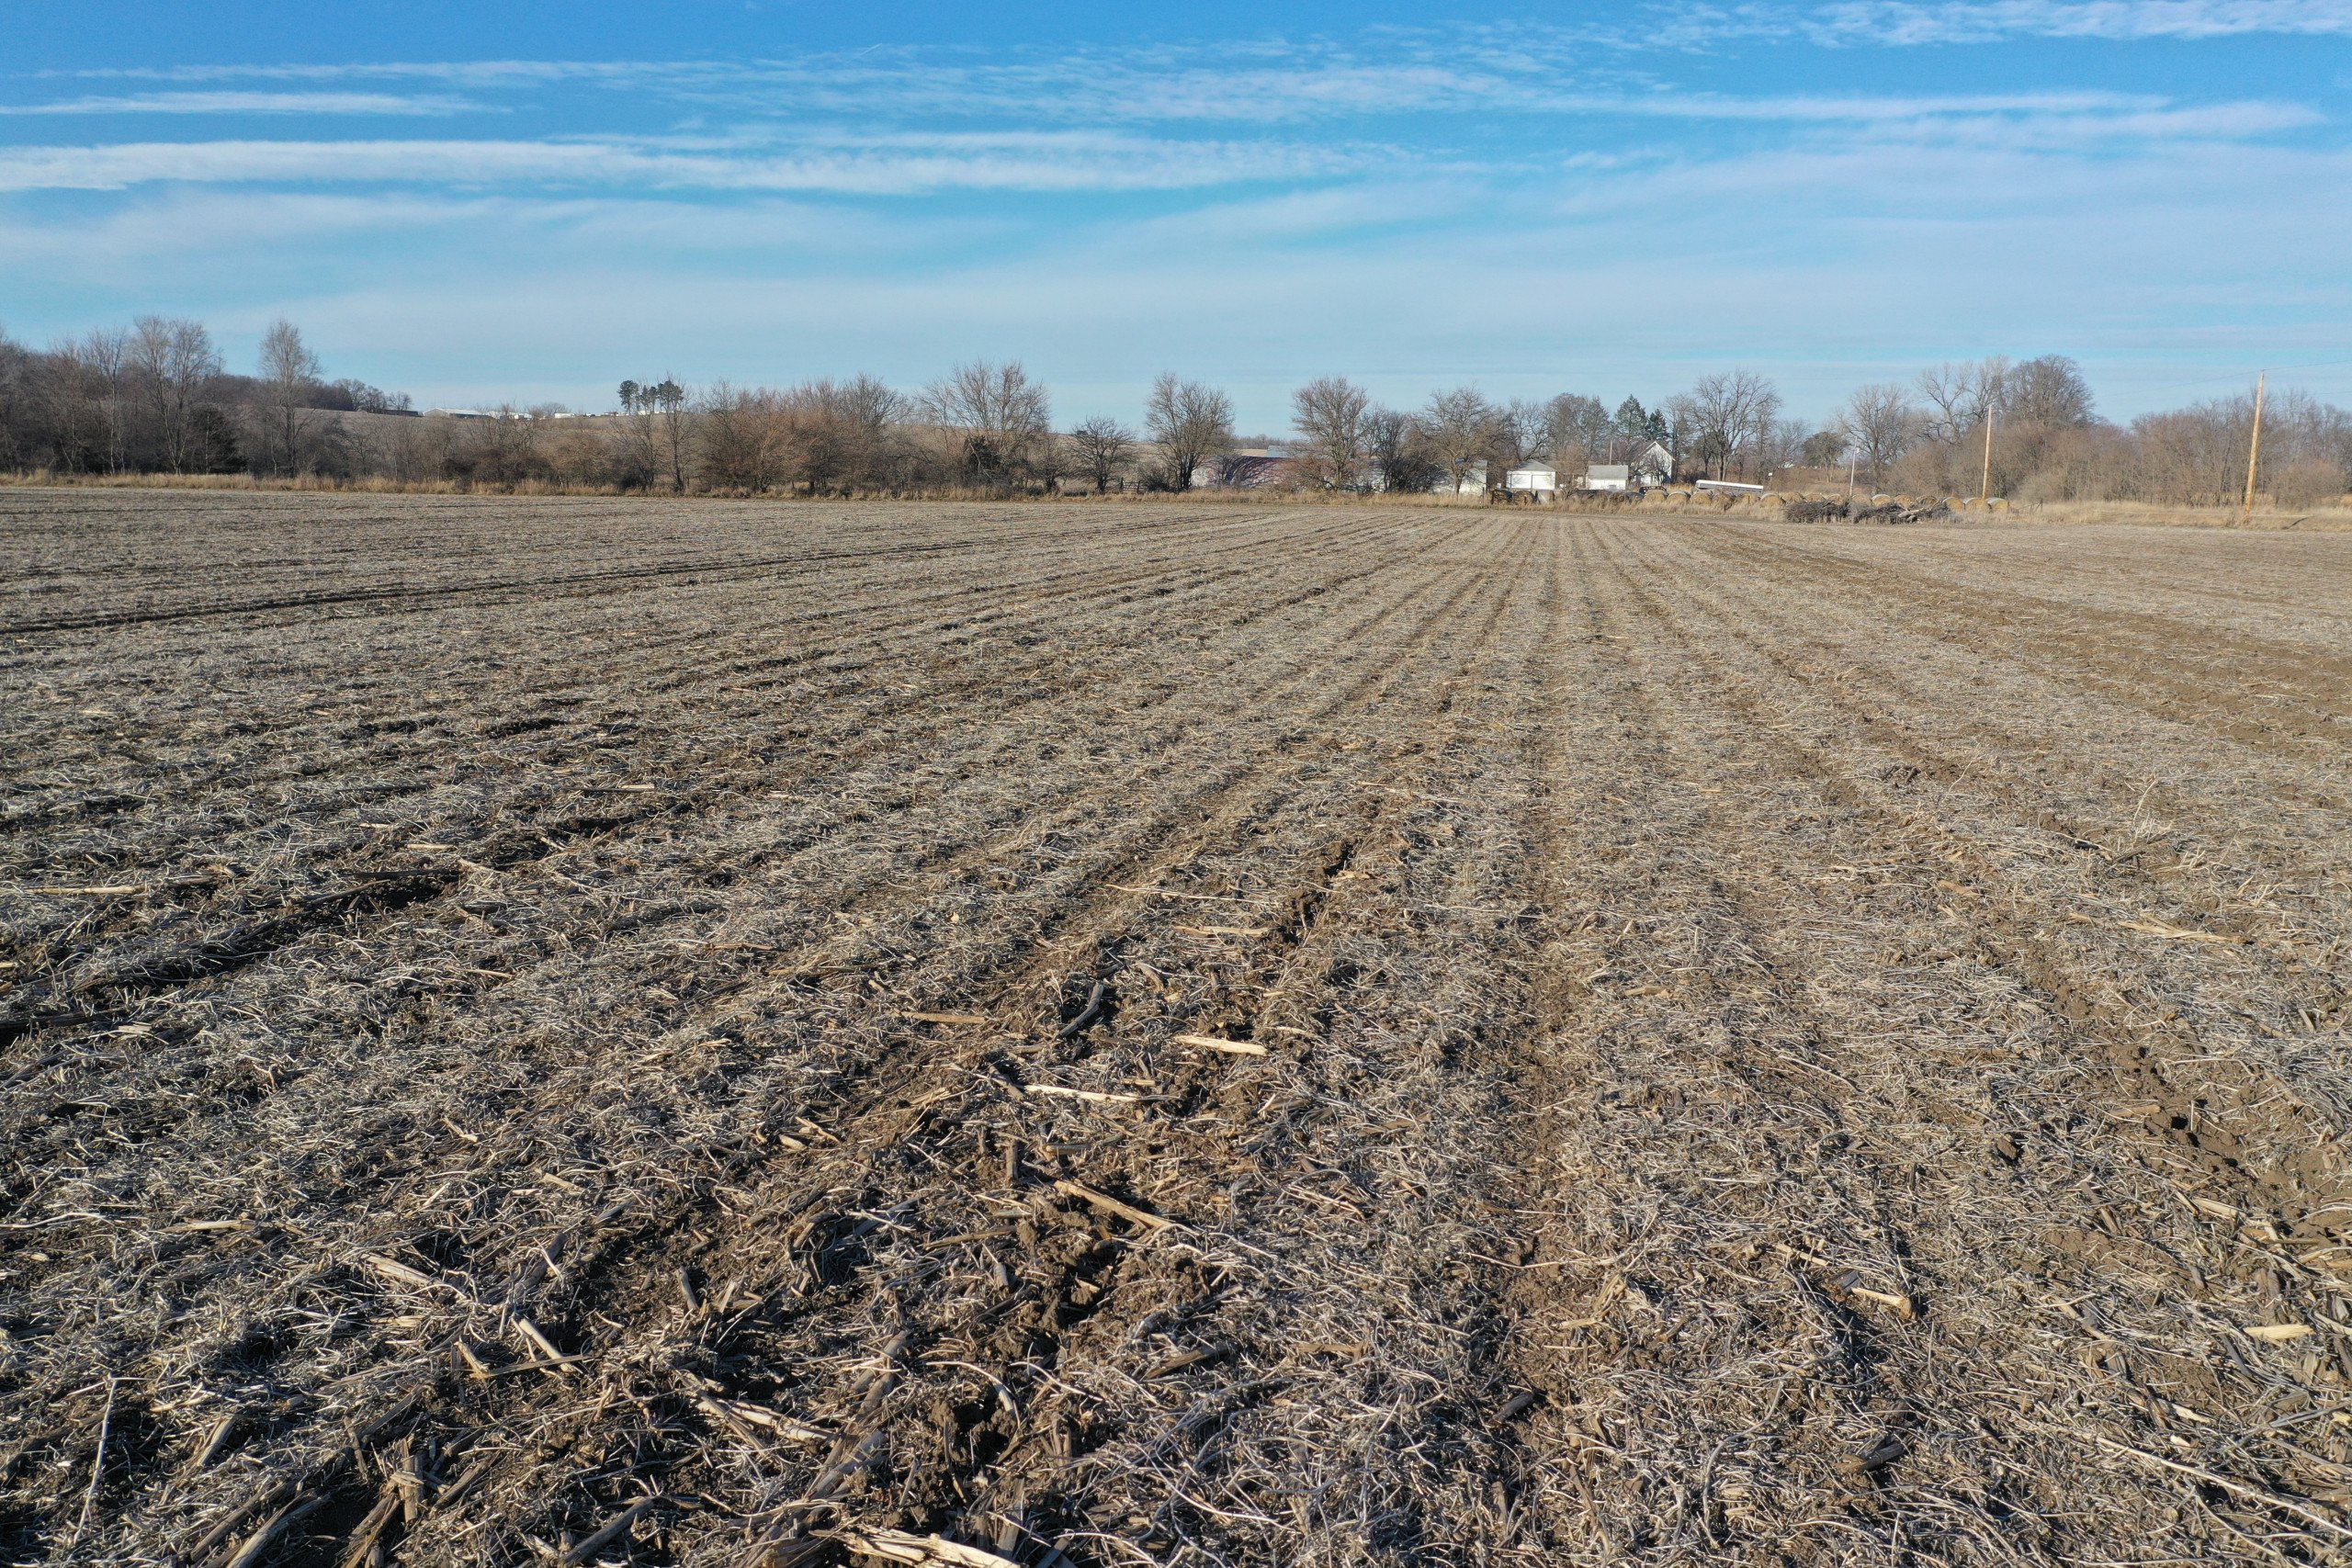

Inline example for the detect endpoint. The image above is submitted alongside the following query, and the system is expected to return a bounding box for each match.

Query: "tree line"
[3,314,2346,507]
[0,317,409,480]
[1832,356,2352,506]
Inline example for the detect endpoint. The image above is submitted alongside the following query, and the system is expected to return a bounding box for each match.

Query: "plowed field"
[4,491,2350,1567]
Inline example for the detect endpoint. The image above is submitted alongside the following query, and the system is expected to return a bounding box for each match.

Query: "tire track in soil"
[1692,526,2352,760]
[1,508,1402,863]
[1494,518,2350,1562]
[0,531,1467,1382]
[1649,527,2352,830]
[0,502,1299,637]
[0,512,1448,1448]
[340,517,1549,1568]
[0,512,1430,1055]
[0,505,1448,1142]
[38,518,1524,1564]
[0,502,1342,872]
[1602,523,2352,1241]
[0,506,1402,910]
[1494,521,1984,1562]
[275,517,1543,1568]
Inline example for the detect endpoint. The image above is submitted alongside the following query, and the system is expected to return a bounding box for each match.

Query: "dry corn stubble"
[1,491,2349,1566]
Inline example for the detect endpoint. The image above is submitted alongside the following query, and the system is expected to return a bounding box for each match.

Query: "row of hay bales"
[1779,495,1960,525]
[1682,489,1999,524]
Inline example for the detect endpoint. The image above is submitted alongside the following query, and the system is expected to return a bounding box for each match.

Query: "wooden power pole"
[2241,371,2267,524]
[1978,405,1995,503]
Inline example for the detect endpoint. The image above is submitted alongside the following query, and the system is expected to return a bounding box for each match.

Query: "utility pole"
[2241,371,2266,525]
[1978,405,1995,504]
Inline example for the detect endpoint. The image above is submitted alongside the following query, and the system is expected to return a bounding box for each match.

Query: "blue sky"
[3,0,2347,429]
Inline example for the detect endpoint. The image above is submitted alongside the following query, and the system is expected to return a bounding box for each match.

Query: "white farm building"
[1583,442,1676,491]
[1505,462,1558,497]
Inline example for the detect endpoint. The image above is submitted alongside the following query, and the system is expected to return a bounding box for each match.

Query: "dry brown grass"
[3,493,2350,1567]
[2001,497,2352,531]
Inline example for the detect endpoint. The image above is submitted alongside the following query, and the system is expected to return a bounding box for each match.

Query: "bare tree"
[68,328,130,473]
[923,360,1051,486]
[1837,383,1923,481]
[1290,376,1372,489]
[1363,408,1438,495]
[2124,387,2346,506]
[37,333,103,473]
[619,377,691,492]
[1916,357,2010,443]
[829,374,906,489]
[128,316,222,473]
[1422,386,1498,493]
[1067,416,1135,494]
[1666,369,1781,480]
[1493,398,1549,469]
[1543,393,1611,476]
[0,325,27,473]
[1757,415,1810,478]
[1144,373,1233,491]
[2006,355,2097,428]
[1800,429,1848,468]
[770,376,908,492]
[256,318,324,477]
[466,404,548,489]
[695,382,786,491]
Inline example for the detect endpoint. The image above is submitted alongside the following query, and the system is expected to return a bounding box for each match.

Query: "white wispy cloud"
[1803,0,2352,41]
[39,51,1600,123]
[24,34,2343,131]
[38,61,659,85]
[0,190,967,276]
[0,91,483,117]
[1596,89,2324,141]
[0,131,1379,196]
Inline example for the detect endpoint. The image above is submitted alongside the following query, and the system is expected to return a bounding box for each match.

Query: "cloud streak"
[1803,0,2352,42]
[0,131,1380,196]
[0,91,483,117]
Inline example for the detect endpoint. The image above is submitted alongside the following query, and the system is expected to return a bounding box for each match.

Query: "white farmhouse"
[1582,442,1676,491]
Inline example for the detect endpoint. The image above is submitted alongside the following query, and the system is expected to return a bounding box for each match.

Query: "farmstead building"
[1583,441,1677,491]
[1505,462,1559,498]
